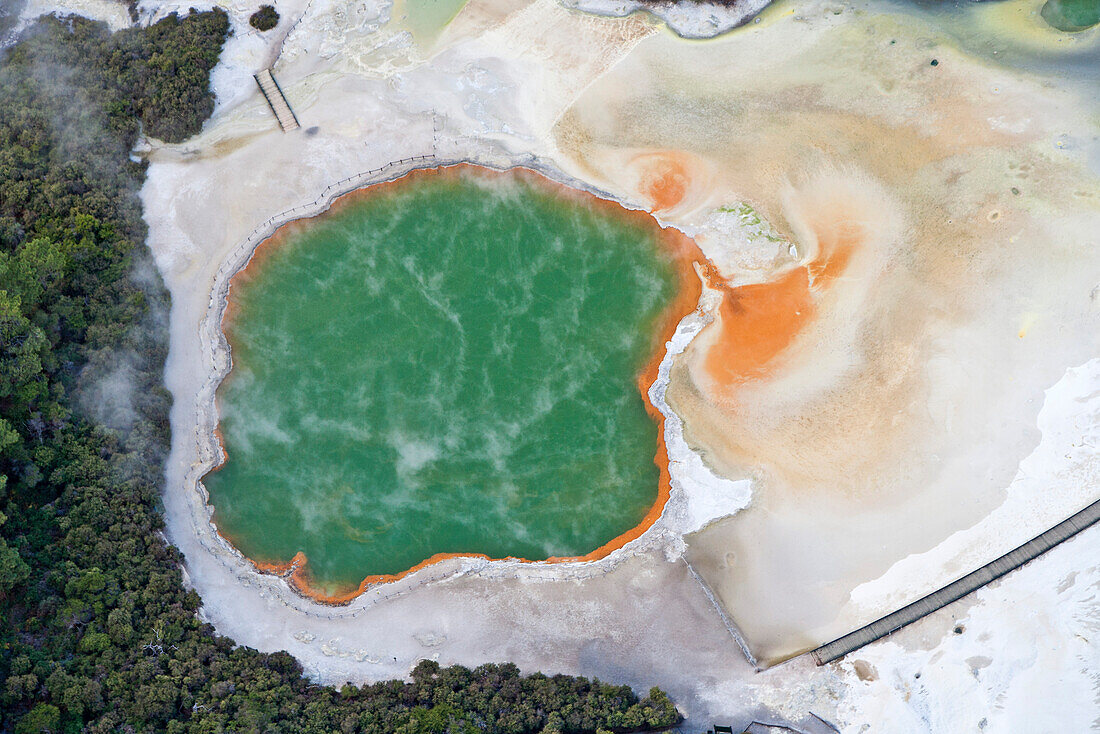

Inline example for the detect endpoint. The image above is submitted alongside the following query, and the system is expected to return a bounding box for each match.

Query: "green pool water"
[400,0,469,42]
[205,169,678,594]
[1041,0,1100,32]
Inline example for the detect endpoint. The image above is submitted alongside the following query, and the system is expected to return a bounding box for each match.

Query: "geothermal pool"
[204,167,688,597]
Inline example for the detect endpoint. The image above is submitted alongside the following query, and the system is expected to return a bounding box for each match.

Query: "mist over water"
[204,169,678,593]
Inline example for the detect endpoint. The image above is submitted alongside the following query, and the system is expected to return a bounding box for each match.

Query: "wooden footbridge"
[810,497,1100,665]
[254,68,299,132]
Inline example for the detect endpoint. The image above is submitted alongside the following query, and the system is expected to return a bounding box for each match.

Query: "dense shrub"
[249,4,280,31]
[0,11,680,734]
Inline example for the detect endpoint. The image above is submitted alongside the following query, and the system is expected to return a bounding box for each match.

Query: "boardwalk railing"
[226,155,436,267]
[254,69,300,132]
[811,497,1100,665]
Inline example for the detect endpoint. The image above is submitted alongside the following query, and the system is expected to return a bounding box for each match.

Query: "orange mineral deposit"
[703,263,815,386]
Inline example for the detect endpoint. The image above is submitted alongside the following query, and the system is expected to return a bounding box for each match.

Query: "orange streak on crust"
[703,264,815,386]
[806,219,862,285]
[701,208,862,388]
[634,152,692,212]
[208,163,704,605]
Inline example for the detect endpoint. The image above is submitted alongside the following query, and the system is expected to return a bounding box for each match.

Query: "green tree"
[249,5,280,31]
[15,704,60,734]
[0,509,29,595]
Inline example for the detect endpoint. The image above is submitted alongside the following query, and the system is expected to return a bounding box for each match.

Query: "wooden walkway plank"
[254,68,299,132]
[810,497,1100,665]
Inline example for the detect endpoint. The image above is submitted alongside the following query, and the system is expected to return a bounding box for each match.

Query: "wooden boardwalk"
[254,69,299,132]
[811,497,1100,665]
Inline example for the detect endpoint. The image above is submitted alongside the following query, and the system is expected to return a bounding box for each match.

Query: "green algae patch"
[1041,0,1100,32]
[204,167,684,596]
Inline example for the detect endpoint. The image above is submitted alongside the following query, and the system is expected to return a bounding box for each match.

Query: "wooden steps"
[254,68,299,132]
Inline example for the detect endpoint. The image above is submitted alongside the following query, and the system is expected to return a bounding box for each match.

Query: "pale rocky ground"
[17,0,1100,729]
[561,7,1100,664]
[560,0,771,39]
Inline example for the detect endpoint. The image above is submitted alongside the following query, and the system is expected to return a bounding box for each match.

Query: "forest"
[0,11,680,733]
